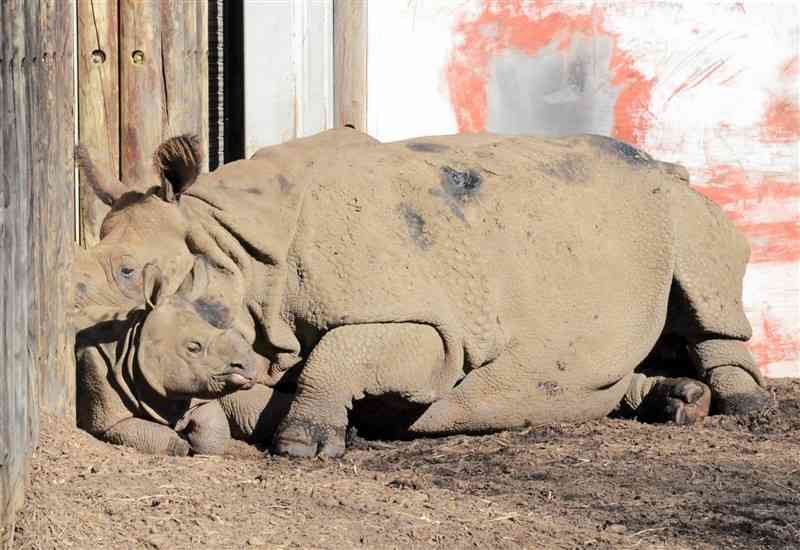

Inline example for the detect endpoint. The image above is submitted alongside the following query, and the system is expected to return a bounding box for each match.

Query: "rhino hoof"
[273,420,346,458]
[713,387,773,416]
[639,378,711,425]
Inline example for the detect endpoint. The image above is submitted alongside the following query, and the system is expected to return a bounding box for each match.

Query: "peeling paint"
[446,0,655,144]
[761,96,800,143]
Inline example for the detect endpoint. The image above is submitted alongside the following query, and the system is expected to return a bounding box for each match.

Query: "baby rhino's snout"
[213,332,259,390]
[227,361,256,389]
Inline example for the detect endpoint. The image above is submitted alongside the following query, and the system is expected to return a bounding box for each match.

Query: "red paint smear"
[739,221,800,263]
[697,165,800,219]
[665,59,728,105]
[781,55,799,79]
[693,165,800,263]
[446,0,656,145]
[761,96,800,143]
[748,315,800,370]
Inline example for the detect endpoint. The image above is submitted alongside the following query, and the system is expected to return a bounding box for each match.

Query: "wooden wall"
[0,1,76,547]
[77,0,210,245]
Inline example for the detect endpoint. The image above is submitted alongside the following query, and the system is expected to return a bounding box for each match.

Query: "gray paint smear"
[486,35,619,137]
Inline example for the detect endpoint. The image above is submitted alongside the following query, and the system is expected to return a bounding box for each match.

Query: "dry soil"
[13,379,800,550]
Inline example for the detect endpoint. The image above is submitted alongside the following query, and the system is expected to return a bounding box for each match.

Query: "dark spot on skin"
[440,166,482,199]
[556,360,567,371]
[245,187,262,195]
[193,299,231,329]
[651,187,661,194]
[400,203,433,250]
[406,142,450,153]
[537,381,564,397]
[277,175,293,193]
[431,166,483,221]
[585,135,653,167]
[76,282,88,294]
[541,156,588,182]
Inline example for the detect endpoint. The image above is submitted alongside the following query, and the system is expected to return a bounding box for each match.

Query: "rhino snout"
[225,361,257,389]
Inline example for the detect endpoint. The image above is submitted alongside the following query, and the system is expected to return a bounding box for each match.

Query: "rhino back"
[285,133,677,378]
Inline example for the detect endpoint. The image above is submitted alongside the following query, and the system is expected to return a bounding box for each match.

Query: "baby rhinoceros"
[76,258,263,456]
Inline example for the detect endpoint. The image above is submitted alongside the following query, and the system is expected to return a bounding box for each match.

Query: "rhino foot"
[707,365,773,416]
[638,377,711,425]
[273,420,346,458]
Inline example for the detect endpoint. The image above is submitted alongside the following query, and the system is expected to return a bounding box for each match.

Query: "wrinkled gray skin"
[73,129,771,458]
[76,258,263,455]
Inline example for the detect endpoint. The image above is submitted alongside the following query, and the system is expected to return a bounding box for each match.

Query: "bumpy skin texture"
[73,129,769,457]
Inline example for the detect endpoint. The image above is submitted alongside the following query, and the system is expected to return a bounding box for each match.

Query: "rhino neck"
[99,310,186,427]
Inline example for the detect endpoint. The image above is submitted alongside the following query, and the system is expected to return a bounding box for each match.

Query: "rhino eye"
[120,266,136,279]
[186,341,203,354]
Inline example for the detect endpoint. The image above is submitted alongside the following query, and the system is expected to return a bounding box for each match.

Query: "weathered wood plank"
[197,0,210,171]
[0,1,33,546]
[117,0,209,184]
[77,0,119,246]
[0,1,75,545]
[37,0,76,417]
[333,0,368,130]
[119,0,163,184]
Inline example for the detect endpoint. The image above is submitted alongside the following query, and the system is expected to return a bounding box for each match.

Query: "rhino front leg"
[175,401,233,455]
[273,323,452,458]
[218,384,293,442]
[102,417,190,456]
[689,339,772,415]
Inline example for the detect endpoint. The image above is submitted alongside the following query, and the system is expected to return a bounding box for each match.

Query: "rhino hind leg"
[273,323,455,458]
[689,340,773,415]
[618,373,710,425]
[668,188,772,416]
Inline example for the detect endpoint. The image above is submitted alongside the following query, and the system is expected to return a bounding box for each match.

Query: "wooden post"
[0,1,76,547]
[333,0,368,130]
[77,0,119,247]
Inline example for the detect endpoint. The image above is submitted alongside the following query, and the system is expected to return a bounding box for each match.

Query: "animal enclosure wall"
[243,0,334,157]
[0,1,76,547]
[77,0,212,245]
[364,0,800,378]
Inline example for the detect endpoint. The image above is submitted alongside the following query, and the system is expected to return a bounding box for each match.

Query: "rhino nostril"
[229,362,245,372]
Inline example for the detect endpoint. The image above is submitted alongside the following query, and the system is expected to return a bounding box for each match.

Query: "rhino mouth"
[213,368,256,392]
[226,372,255,389]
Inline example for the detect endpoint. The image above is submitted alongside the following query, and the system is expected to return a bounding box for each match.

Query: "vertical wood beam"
[119,0,163,184]
[0,1,75,546]
[77,0,119,246]
[333,0,367,130]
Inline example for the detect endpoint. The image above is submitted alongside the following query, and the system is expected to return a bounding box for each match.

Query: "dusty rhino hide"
[73,129,771,457]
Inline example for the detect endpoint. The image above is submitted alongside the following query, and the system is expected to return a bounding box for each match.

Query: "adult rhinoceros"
[73,128,770,457]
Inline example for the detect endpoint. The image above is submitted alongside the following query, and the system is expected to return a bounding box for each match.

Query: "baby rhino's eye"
[186,341,203,354]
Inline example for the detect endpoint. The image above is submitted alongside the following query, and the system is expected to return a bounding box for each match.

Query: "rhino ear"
[154,134,203,202]
[75,144,128,206]
[142,263,166,310]
[176,256,210,302]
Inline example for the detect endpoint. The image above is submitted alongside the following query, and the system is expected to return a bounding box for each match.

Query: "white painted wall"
[366,0,799,377]
[244,0,333,157]
[242,0,798,377]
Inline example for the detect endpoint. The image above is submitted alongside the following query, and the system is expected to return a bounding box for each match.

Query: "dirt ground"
[13,379,800,550]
